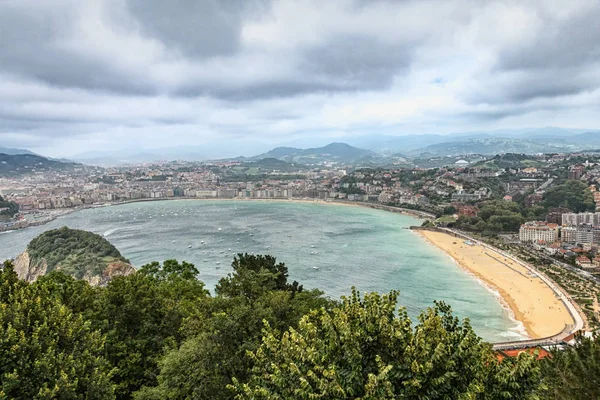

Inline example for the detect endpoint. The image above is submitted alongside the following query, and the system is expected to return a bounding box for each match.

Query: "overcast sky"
[1,0,600,157]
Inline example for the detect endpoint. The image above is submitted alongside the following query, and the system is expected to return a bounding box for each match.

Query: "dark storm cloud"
[469,4,600,105]
[499,6,600,71]
[302,36,412,92]
[0,3,144,95]
[0,0,411,98]
[125,0,266,58]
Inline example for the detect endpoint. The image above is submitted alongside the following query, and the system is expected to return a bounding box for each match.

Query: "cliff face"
[14,251,48,282]
[84,261,136,286]
[13,250,135,286]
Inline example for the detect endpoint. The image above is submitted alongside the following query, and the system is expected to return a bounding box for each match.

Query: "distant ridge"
[407,138,564,157]
[348,127,600,155]
[0,146,37,156]
[252,142,377,164]
[0,153,80,177]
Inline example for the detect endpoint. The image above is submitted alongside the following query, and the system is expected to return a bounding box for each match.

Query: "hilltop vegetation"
[25,227,131,280]
[543,180,596,213]
[472,153,543,170]
[1,250,598,399]
[453,180,595,234]
[408,138,563,157]
[0,195,19,219]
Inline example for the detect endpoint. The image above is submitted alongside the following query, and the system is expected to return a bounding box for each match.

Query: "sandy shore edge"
[415,231,531,338]
[415,230,574,339]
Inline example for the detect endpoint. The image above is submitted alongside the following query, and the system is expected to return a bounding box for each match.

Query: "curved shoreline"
[95,197,437,220]
[414,229,581,340]
[415,230,532,338]
[9,197,435,235]
[9,198,554,342]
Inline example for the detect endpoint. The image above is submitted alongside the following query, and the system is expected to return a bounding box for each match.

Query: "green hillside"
[0,195,19,219]
[0,153,78,177]
[27,227,130,279]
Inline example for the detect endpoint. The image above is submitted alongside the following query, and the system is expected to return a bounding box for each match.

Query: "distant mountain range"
[7,127,600,166]
[0,153,81,177]
[0,147,38,156]
[346,128,600,155]
[250,142,380,165]
[70,140,269,166]
[406,138,564,157]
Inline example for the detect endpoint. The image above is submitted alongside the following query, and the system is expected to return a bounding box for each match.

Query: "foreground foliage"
[541,334,600,399]
[233,290,541,399]
[0,263,114,399]
[2,251,600,399]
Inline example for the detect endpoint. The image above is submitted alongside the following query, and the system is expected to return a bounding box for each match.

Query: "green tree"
[0,263,114,399]
[541,334,600,399]
[135,258,331,400]
[443,205,457,215]
[544,180,595,212]
[233,289,541,399]
[216,254,303,300]
[97,260,208,399]
[35,270,99,316]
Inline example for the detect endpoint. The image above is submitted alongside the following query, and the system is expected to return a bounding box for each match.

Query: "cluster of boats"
[171,227,323,270]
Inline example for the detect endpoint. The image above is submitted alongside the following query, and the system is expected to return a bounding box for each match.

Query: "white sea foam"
[103,227,120,237]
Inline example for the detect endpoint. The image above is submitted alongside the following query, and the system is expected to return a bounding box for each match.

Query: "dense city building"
[519,222,559,243]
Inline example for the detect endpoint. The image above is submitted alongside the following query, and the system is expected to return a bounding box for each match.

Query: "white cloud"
[1,0,600,157]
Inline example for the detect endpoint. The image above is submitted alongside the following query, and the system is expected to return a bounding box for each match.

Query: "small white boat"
[310,251,319,255]
[313,266,319,270]
[218,228,222,231]
[188,245,192,248]
[216,261,220,265]
[310,245,316,248]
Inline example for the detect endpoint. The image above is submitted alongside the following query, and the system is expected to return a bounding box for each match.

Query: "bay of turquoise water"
[0,200,525,342]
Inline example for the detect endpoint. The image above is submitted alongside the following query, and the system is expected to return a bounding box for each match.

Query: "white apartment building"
[562,212,600,226]
[561,226,577,243]
[519,221,559,243]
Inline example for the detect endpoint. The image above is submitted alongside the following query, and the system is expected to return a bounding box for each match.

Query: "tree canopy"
[0,195,19,219]
[233,289,541,400]
[543,180,595,213]
[1,251,598,400]
[0,262,114,400]
[27,227,130,279]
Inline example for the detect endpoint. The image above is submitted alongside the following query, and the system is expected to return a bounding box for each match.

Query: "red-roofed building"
[496,347,551,361]
[576,256,592,268]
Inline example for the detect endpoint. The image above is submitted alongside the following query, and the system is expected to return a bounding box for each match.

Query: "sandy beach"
[417,230,574,339]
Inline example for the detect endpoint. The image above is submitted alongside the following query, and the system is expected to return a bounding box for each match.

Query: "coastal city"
[3,0,600,397]
[3,148,600,333]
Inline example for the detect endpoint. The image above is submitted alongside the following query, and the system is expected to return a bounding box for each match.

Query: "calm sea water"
[0,200,525,342]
